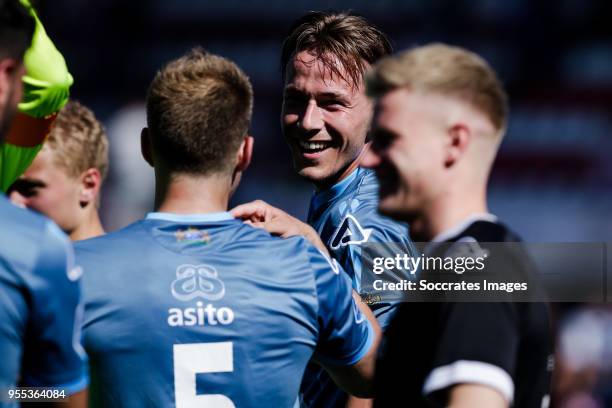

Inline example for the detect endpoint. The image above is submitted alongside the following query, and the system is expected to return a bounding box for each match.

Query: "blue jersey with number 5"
[76,212,373,408]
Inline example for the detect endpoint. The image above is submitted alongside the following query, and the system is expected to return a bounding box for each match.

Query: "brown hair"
[280,11,392,88]
[367,43,508,134]
[146,48,253,175]
[46,100,109,180]
[0,0,34,61]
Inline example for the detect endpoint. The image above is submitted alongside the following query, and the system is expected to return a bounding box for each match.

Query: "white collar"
[431,213,498,243]
[145,212,234,223]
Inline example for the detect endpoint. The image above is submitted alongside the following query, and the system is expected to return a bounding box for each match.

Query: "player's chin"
[296,165,332,184]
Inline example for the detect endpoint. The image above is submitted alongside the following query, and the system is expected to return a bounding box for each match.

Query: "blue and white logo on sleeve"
[330,214,372,250]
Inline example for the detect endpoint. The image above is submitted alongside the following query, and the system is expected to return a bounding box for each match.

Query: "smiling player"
[363,44,552,408]
[76,49,380,407]
[233,11,417,407]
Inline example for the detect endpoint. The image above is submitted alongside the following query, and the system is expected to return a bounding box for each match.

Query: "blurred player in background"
[233,11,416,407]
[76,48,380,407]
[0,0,87,406]
[362,44,552,407]
[0,0,73,192]
[9,100,108,241]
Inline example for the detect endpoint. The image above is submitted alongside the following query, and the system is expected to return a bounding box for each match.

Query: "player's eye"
[371,128,396,152]
[319,100,344,111]
[283,91,308,106]
[8,180,42,198]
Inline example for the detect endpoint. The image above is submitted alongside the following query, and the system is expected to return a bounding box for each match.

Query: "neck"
[412,186,488,241]
[70,209,105,241]
[154,172,230,214]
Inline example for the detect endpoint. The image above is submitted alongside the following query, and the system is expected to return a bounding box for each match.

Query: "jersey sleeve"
[341,207,418,293]
[423,302,519,404]
[308,245,375,367]
[21,221,88,393]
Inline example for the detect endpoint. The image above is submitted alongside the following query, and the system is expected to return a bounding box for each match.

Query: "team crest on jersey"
[171,264,225,301]
[175,228,211,246]
[330,214,372,250]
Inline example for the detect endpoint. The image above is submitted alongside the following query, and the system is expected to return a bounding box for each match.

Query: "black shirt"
[374,219,552,407]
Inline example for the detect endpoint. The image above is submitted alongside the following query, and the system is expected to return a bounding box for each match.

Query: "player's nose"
[299,99,324,132]
[8,190,28,208]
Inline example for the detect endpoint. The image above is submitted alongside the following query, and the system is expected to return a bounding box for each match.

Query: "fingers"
[232,200,311,242]
[248,219,291,237]
[230,200,271,222]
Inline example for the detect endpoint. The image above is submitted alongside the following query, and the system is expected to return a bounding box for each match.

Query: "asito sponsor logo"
[167,264,235,327]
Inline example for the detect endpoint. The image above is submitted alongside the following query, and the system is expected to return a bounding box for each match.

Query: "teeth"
[299,140,330,151]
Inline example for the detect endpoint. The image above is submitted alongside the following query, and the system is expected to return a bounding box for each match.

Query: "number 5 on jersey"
[174,342,235,408]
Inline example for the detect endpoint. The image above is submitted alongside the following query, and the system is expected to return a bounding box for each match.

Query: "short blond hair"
[46,100,109,180]
[146,48,253,175]
[367,43,508,134]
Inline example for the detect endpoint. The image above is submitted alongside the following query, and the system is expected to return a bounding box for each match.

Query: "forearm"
[346,396,372,408]
[447,384,508,408]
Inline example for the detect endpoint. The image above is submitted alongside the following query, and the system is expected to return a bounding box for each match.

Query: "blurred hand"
[231,200,329,255]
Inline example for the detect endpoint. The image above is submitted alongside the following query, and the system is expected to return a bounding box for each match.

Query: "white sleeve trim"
[423,360,514,404]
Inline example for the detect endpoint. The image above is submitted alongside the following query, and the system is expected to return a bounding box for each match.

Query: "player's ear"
[79,168,102,208]
[141,127,154,167]
[0,59,21,132]
[229,135,253,196]
[444,123,470,168]
[235,135,254,172]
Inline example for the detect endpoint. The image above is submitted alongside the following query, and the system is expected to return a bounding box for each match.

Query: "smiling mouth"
[297,140,334,154]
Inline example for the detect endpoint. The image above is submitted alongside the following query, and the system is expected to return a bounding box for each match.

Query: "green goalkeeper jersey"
[0,0,72,192]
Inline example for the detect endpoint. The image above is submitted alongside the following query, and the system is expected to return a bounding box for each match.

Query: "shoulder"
[0,198,67,274]
[334,169,410,243]
[455,220,522,243]
[75,220,146,253]
[234,223,340,282]
[0,196,49,238]
[240,223,331,266]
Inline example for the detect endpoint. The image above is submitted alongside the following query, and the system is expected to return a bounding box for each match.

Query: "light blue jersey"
[76,212,374,408]
[0,195,88,406]
[307,167,416,324]
[302,167,416,407]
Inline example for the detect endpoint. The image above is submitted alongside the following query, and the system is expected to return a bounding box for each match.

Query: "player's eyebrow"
[317,91,350,103]
[6,178,46,197]
[20,177,45,186]
[283,86,305,96]
[284,86,351,105]
[11,178,46,190]
[285,85,349,98]
[371,127,397,149]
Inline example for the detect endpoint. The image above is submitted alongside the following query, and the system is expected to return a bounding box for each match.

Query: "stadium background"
[39,0,612,406]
